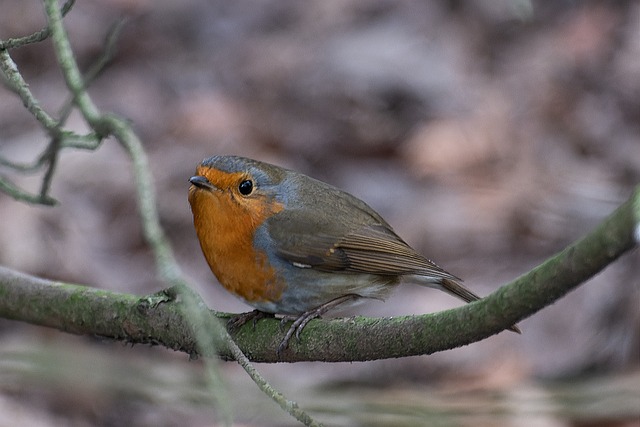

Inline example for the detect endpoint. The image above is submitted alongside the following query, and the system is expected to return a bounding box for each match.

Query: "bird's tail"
[440,277,482,304]
[416,275,521,334]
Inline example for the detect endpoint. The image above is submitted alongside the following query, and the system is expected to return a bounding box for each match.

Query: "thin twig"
[38,135,62,202]
[0,0,75,50]
[0,49,59,131]
[0,130,100,171]
[44,0,101,125]
[228,338,324,427]
[102,115,184,283]
[0,154,46,173]
[0,47,63,203]
[42,17,126,201]
[0,15,122,201]
[60,131,102,150]
[0,176,56,205]
[0,0,116,204]
[171,285,235,426]
[57,18,127,123]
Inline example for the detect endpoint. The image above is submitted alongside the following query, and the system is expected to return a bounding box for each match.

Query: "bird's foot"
[277,294,359,357]
[227,309,274,331]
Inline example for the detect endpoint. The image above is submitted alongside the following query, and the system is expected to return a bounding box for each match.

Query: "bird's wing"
[335,224,455,278]
[267,210,457,281]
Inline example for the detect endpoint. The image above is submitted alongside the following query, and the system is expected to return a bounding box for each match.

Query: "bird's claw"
[227,309,273,331]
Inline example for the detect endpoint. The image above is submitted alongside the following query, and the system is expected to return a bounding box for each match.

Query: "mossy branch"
[0,186,637,363]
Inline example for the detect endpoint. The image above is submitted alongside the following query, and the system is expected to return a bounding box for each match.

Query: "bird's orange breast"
[189,168,285,303]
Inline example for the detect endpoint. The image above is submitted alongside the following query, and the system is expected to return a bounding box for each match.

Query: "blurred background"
[1,1,638,426]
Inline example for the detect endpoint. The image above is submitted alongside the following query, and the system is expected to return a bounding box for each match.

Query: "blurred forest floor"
[1,1,639,426]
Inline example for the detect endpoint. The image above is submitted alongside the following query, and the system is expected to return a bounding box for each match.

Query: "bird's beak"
[189,175,218,191]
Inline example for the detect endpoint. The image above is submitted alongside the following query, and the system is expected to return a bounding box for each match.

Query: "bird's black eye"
[238,179,253,195]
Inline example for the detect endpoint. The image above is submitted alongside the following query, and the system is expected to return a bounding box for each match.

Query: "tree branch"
[0,0,75,50]
[0,186,636,363]
[0,0,111,206]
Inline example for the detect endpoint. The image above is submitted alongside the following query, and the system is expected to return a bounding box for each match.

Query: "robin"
[188,155,519,354]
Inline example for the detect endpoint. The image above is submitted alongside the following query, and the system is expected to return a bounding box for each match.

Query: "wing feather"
[268,210,458,281]
[335,225,459,280]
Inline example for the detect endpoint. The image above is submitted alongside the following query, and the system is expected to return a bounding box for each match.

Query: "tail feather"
[436,278,522,334]
[440,277,482,304]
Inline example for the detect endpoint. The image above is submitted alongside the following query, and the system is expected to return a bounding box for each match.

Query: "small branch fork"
[0,0,120,206]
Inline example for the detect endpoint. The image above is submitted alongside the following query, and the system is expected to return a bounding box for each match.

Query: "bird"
[188,155,520,354]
